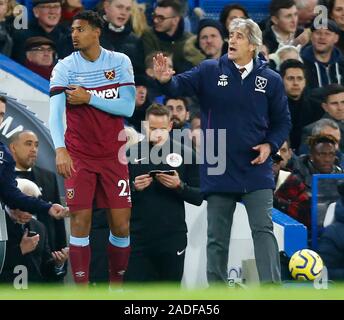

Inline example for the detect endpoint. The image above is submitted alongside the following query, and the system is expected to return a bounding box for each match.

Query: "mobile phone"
[28,231,37,237]
[149,170,175,177]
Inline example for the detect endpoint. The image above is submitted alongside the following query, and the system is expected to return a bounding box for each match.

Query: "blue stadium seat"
[199,0,270,23]
[81,0,99,10]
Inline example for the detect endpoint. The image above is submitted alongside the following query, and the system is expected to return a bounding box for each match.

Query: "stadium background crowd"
[1,0,344,284]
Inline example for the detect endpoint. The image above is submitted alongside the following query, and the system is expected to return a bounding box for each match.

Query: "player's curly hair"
[307,134,338,151]
[73,10,104,29]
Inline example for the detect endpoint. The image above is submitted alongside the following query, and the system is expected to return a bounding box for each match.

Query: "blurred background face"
[165,98,189,129]
[323,92,344,120]
[320,126,341,147]
[153,6,179,33]
[10,131,39,170]
[0,0,8,21]
[10,209,33,224]
[104,0,132,28]
[272,6,298,33]
[191,117,201,131]
[278,141,292,168]
[226,9,246,29]
[199,26,224,58]
[26,45,55,66]
[283,67,306,100]
[311,29,339,54]
[135,85,147,107]
[310,142,336,173]
[279,50,300,64]
[297,0,318,26]
[320,126,341,150]
[33,2,61,28]
[331,0,344,30]
[147,114,172,145]
[65,0,82,9]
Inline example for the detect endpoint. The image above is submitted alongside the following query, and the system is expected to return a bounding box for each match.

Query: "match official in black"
[125,104,203,283]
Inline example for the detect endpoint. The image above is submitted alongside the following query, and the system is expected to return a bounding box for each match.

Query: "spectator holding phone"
[125,103,203,283]
[0,179,69,283]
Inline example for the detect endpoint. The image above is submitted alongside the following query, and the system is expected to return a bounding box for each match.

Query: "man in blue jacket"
[0,96,66,219]
[153,18,291,284]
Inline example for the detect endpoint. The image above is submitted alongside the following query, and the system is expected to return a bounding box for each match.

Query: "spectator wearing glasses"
[141,0,193,74]
[24,36,56,80]
[11,0,68,64]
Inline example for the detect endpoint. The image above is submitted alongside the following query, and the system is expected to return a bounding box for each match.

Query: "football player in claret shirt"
[49,10,136,285]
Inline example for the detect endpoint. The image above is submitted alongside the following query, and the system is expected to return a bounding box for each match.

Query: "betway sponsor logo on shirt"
[86,87,119,99]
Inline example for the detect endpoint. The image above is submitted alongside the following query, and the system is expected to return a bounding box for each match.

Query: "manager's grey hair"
[229,18,262,57]
[312,118,340,136]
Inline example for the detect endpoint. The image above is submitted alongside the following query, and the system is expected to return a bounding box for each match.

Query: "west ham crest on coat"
[66,188,75,200]
[104,69,115,80]
[255,76,268,93]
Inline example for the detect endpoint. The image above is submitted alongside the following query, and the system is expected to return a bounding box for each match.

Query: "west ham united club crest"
[66,188,75,200]
[104,69,115,80]
[255,76,268,93]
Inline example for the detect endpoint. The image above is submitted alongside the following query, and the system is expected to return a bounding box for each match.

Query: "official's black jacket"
[0,142,51,214]
[127,138,203,252]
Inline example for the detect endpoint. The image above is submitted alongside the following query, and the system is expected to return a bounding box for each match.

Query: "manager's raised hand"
[153,53,175,84]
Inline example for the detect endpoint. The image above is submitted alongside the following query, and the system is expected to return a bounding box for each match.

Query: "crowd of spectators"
[1,0,344,283]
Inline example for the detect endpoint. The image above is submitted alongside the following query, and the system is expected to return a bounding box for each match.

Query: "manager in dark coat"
[153,18,291,284]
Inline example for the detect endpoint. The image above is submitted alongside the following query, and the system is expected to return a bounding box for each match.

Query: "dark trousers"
[206,189,281,284]
[125,236,187,283]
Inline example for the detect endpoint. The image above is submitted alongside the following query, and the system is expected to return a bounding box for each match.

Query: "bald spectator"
[141,0,193,74]
[24,36,56,80]
[9,130,66,252]
[11,0,68,64]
